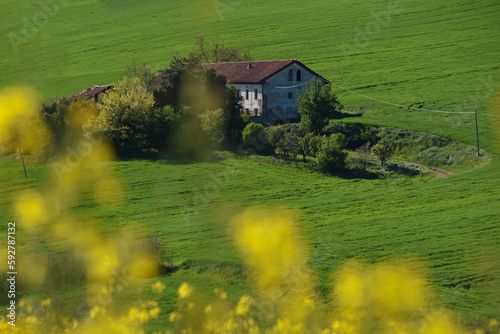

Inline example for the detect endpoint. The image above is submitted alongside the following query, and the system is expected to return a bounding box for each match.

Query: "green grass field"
[1,0,500,331]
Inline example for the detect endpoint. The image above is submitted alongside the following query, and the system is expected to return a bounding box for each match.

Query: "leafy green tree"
[372,138,394,166]
[222,84,248,147]
[265,126,285,149]
[40,97,72,148]
[123,62,159,92]
[276,132,299,161]
[297,80,342,133]
[94,77,156,154]
[297,132,321,162]
[146,105,183,152]
[316,133,348,173]
[242,123,266,152]
[198,108,228,143]
[154,54,203,109]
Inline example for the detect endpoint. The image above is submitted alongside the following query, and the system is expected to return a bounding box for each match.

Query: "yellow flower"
[215,287,227,299]
[90,306,104,319]
[178,283,193,299]
[169,312,181,322]
[236,295,253,315]
[152,281,166,294]
[149,307,161,319]
[128,307,139,320]
[41,298,51,307]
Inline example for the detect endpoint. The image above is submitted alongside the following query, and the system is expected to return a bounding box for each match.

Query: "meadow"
[1,0,500,332]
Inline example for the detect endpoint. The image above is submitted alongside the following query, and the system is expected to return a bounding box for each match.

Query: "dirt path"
[393,159,458,179]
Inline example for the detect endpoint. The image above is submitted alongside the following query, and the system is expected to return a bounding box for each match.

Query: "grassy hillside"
[1,151,499,328]
[2,0,499,146]
[2,1,499,110]
[1,0,500,331]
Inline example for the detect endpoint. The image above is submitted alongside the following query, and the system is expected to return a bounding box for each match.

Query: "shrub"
[92,77,156,154]
[316,133,348,173]
[351,142,372,171]
[264,125,285,149]
[321,122,376,150]
[241,123,267,153]
[276,132,299,160]
[198,108,228,143]
[297,132,321,162]
[372,138,395,166]
[297,80,342,133]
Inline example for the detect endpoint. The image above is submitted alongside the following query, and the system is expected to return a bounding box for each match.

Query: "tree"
[297,132,321,162]
[198,108,228,143]
[225,84,248,147]
[154,54,204,109]
[146,105,183,152]
[316,133,348,173]
[372,138,394,166]
[265,126,285,150]
[123,62,159,92]
[242,123,266,152]
[93,77,156,154]
[296,80,342,133]
[192,36,252,63]
[276,132,299,161]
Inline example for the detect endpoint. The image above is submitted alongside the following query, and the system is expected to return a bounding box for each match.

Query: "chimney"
[247,63,252,70]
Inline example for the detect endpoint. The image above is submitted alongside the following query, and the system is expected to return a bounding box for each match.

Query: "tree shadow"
[331,111,363,120]
[326,167,380,180]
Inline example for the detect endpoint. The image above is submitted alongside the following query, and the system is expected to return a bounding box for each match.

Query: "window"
[296,70,301,81]
[245,89,249,100]
[288,69,293,81]
[254,89,258,99]
[254,108,258,115]
[245,108,249,115]
[288,92,293,99]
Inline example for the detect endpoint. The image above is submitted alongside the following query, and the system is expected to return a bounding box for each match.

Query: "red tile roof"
[201,60,330,84]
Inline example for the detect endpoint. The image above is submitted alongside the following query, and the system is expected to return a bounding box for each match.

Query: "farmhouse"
[201,60,330,122]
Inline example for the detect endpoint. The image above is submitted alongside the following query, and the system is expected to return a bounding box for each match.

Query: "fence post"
[475,110,480,156]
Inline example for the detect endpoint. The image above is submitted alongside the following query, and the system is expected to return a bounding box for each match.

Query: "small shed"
[73,85,114,103]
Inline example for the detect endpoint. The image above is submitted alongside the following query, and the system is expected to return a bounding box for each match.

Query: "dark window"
[245,89,249,100]
[288,92,293,99]
[254,89,258,99]
[296,70,301,81]
[288,69,293,81]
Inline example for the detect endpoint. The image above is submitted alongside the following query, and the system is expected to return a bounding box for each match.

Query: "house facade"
[201,60,330,122]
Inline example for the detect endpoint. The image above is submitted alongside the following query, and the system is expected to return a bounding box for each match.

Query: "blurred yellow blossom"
[178,283,193,299]
[152,281,166,294]
[236,295,253,315]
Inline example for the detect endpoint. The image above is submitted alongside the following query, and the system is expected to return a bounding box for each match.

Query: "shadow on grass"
[324,167,380,180]
[116,150,224,166]
[331,111,363,119]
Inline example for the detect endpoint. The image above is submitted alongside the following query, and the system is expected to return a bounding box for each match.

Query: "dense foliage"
[372,138,395,166]
[297,80,343,133]
[316,133,348,173]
